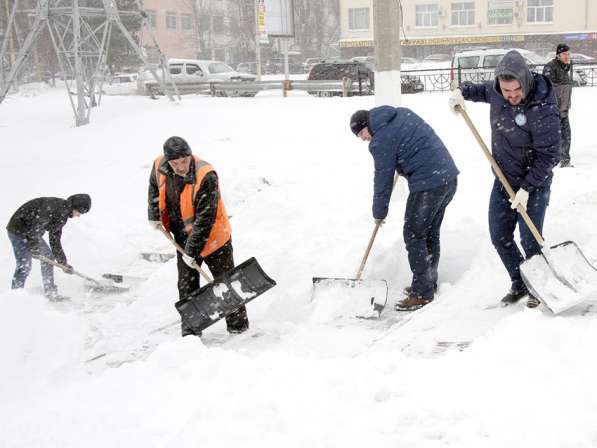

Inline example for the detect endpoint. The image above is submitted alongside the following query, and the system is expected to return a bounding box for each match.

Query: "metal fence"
[140,64,597,98]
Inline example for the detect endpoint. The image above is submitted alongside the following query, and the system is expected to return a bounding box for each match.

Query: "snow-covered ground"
[1,84,597,447]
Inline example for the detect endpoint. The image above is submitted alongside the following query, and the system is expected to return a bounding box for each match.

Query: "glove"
[182,253,198,269]
[148,220,162,231]
[449,89,466,114]
[374,219,385,226]
[61,263,74,275]
[510,188,529,211]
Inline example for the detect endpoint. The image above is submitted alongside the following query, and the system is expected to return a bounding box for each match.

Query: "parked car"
[451,48,587,87]
[307,60,424,96]
[303,57,339,74]
[265,58,304,75]
[571,53,596,64]
[110,73,137,84]
[137,59,255,96]
[423,53,452,62]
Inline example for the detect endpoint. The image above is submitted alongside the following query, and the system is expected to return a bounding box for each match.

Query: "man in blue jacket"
[449,50,560,308]
[350,107,459,311]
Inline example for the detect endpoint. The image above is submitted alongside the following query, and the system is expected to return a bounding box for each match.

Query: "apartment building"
[139,0,238,62]
[140,0,199,60]
[340,0,597,59]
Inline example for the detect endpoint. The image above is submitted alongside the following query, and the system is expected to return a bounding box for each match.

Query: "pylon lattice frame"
[0,0,179,126]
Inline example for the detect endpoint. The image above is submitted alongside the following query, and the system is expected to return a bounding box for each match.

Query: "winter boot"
[526,294,541,309]
[500,287,528,306]
[395,294,433,311]
[403,284,438,296]
[44,288,69,302]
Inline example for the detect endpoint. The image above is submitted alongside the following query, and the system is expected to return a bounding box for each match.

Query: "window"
[527,0,553,23]
[181,14,193,31]
[483,55,503,68]
[186,64,203,75]
[213,16,224,33]
[199,15,210,30]
[166,12,177,30]
[348,8,370,30]
[451,2,474,26]
[146,9,157,28]
[457,56,480,68]
[488,0,513,25]
[416,4,438,27]
[169,64,183,75]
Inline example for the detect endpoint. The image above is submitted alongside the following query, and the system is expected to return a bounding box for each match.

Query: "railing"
[140,63,597,98]
[142,77,367,98]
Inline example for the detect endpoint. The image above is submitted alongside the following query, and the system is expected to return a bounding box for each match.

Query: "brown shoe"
[395,294,433,311]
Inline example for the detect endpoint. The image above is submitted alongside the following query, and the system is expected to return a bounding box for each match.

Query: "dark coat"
[460,50,561,191]
[6,197,74,263]
[148,157,221,257]
[367,106,459,219]
[542,58,573,117]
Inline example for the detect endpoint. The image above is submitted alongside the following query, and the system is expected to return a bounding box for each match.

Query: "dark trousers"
[175,239,249,333]
[403,178,457,299]
[488,180,550,292]
[8,231,56,295]
[560,116,571,163]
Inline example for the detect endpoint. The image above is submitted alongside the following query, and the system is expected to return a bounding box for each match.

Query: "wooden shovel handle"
[157,226,213,282]
[355,175,400,279]
[456,106,545,247]
[34,254,102,285]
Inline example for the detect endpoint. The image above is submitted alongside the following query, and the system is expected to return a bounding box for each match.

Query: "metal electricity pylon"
[0,0,179,126]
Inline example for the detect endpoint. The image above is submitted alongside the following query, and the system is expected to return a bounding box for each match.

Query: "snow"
[1,83,597,447]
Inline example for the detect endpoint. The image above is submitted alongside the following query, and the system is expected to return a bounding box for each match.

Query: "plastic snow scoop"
[175,257,276,334]
[457,105,597,313]
[34,254,130,294]
[312,219,389,319]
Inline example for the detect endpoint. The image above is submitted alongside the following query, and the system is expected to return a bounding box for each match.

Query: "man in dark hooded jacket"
[543,43,573,167]
[350,107,459,311]
[6,194,92,300]
[449,50,561,308]
[148,136,249,336]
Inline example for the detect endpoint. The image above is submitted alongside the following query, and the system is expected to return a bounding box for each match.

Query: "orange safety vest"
[154,155,231,257]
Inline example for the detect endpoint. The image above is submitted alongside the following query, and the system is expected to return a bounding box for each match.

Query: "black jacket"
[543,58,573,117]
[148,157,221,257]
[6,197,74,263]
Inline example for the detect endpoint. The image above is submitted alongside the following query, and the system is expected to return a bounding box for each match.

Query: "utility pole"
[254,0,261,80]
[373,0,401,106]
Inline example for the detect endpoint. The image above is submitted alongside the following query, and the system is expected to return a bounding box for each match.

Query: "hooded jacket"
[6,195,90,263]
[367,106,459,219]
[543,57,573,117]
[460,50,561,191]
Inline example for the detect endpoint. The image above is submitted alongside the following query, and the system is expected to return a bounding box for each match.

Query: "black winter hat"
[163,136,192,161]
[556,43,570,55]
[67,194,91,214]
[350,110,369,136]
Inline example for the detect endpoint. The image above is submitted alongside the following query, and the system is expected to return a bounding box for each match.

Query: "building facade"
[339,0,597,59]
[139,0,241,63]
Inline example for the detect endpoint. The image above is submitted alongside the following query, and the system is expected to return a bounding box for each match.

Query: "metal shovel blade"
[85,282,130,294]
[311,277,388,319]
[520,241,597,314]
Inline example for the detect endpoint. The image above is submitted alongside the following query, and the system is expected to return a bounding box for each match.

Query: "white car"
[450,48,587,87]
[137,59,256,96]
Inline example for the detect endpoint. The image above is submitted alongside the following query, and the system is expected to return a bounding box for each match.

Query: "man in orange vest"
[148,136,249,336]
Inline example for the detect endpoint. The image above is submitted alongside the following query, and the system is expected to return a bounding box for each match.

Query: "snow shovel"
[155,226,276,333]
[311,212,397,319]
[457,105,597,314]
[34,254,129,294]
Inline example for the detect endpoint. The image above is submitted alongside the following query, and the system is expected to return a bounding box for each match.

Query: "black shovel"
[156,226,276,333]
[35,254,129,294]
[457,106,597,313]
